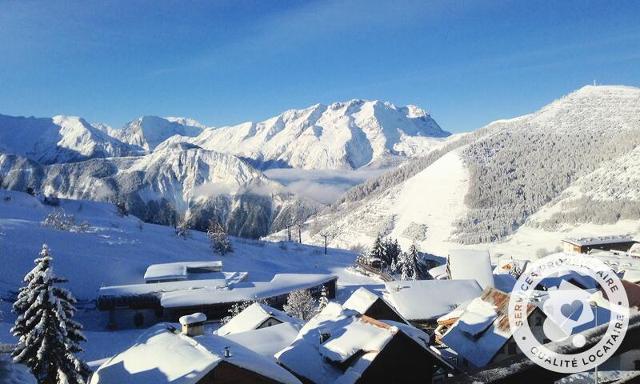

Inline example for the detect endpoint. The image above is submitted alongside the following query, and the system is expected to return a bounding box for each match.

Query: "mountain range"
[0,100,448,237]
[1,86,639,246]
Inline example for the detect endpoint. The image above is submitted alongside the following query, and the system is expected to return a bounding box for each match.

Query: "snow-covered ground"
[0,190,380,367]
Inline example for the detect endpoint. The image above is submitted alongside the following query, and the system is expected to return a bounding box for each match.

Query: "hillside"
[168,99,450,170]
[288,85,640,255]
[0,143,320,237]
[0,190,378,365]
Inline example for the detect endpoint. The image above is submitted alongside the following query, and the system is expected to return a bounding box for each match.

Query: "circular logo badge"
[508,253,630,373]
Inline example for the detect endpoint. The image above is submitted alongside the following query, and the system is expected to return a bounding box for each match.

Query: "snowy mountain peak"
[118,115,205,152]
[170,99,449,170]
[164,116,208,129]
[0,113,137,164]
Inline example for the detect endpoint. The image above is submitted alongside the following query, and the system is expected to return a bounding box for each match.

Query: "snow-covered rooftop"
[562,235,636,247]
[144,261,223,282]
[223,322,302,359]
[441,288,533,368]
[160,273,336,309]
[89,324,301,384]
[342,287,380,314]
[447,249,495,289]
[98,271,247,298]
[216,302,301,336]
[383,279,483,321]
[275,302,434,384]
[428,264,448,279]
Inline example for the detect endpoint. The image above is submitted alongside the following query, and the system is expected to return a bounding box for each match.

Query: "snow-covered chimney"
[179,312,207,337]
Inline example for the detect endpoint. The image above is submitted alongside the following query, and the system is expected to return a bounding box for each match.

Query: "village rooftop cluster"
[82,235,640,383]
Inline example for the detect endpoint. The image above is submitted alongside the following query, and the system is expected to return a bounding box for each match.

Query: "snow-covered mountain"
[0,143,319,238]
[287,85,640,254]
[0,114,139,164]
[168,99,449,170]
[115,115,206,151]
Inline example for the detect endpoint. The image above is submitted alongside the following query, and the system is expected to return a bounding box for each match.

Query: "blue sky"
[1,0,639,133]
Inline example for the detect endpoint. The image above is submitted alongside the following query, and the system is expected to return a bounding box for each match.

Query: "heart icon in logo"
[560,300,584,322]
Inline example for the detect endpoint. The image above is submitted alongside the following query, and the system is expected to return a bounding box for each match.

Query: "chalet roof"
[160,274,337,309]
[275,302,442,384]
[383,279,483,321]
[216,302,301,336]
[562,235,636,247]
[342,287,380,314]
[441,288,535,368]
[89,324,301,384]
[98,271,247,298]
[447,249,495,289]
[449,314,640,383]
[144,261,223,282]
[222,322,302,359]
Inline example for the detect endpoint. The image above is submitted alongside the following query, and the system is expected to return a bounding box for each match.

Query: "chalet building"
[89,315,301,384]
[216,302,301,336]
[450,313,640,383]
[438,287,611,370]
[446,249,495,289]
[383,279,483,330]
[275,302,454,384]
[438,288,543,369]
[561,235,638,254]
[97,270,337,329]
[342,287,408,324]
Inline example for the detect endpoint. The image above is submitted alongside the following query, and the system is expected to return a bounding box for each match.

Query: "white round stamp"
[508,253,630,373]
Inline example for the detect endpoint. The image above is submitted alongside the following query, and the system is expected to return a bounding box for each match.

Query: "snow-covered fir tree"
[12,244,87,384]
[383,238,401,267]
[317,285,329,313]
[398,244,420,280]
[283,289,317,321]
[207,220,233,256]
[369,235,386,266]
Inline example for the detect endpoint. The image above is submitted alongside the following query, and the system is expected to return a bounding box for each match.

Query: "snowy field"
[0,190,380,366]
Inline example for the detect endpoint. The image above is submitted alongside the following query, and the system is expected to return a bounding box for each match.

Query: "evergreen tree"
[317,285,329,313]
[369,234,386,266]
[283,289,317,321]
[384,238,402,267]
[207,220,233,256]
[12,244,87,384]
[399,244,420,280]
